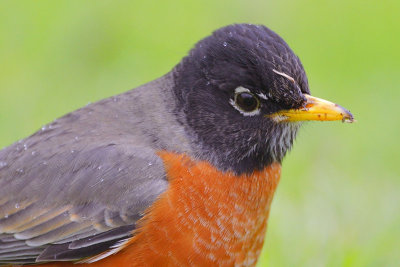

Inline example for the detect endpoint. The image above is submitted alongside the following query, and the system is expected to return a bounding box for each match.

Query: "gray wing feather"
[0,93,170,264]
[0,142,167,264]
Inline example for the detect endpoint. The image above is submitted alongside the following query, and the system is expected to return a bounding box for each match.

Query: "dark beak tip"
[342,111,355,123]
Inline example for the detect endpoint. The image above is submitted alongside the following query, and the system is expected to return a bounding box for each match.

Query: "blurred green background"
[0,1,399,266]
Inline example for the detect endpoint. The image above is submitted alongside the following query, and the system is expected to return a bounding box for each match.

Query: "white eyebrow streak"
[272,69,296,84]
[234,86,251,94]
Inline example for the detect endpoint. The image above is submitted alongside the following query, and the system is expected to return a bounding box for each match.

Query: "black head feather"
[173,24,310,174]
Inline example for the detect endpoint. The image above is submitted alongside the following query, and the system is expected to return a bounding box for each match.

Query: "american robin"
[0,24,353,266]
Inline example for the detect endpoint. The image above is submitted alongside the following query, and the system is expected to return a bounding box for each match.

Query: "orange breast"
[36,152,281,267]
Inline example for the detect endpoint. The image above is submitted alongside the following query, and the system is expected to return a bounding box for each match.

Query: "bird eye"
[234,92,260,113]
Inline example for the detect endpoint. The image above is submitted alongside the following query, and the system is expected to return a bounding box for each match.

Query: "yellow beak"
[268,94,354,123]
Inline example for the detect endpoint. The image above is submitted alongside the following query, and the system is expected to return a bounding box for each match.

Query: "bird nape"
[0,24,353,266]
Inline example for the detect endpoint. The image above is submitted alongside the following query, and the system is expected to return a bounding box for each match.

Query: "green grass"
[0,1,399,266]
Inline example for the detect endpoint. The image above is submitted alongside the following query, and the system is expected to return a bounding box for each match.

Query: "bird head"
[172,24,353,174]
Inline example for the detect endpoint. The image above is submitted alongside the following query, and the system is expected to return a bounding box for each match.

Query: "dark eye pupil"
[235,92,259,112]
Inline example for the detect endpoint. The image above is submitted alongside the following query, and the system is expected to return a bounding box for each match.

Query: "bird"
[0,24,354,266]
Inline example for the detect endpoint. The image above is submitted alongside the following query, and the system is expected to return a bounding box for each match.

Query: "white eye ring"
[229,86,261,116]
